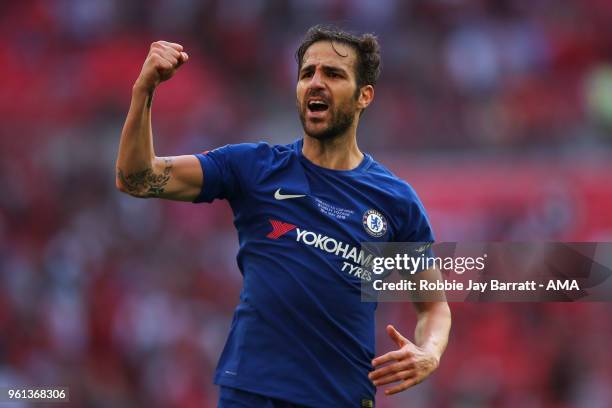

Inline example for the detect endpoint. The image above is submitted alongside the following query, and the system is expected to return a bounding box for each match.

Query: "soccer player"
[116,25,451,407]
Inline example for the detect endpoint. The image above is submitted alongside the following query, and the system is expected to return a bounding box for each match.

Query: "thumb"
[387,324,408,347]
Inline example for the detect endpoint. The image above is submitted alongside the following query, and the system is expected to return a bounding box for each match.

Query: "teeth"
[308,101,327,107]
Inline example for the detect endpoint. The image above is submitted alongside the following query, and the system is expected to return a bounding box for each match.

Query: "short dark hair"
[295,25,381,89]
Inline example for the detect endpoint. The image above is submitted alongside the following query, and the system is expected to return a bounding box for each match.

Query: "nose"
[308,68,325,90]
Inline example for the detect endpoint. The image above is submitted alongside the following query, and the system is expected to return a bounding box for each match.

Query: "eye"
[300,71,313,79]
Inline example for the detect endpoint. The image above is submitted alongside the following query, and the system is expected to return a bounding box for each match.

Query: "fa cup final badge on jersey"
[363,209,388,238]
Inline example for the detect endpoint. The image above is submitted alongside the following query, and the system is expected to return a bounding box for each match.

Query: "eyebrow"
[300,64,349,76]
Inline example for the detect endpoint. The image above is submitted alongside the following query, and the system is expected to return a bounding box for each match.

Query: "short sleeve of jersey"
[192,143,261,203]
[395,184,435,258]
[393,187,435,274]
[395,184,434,243]
[400,199,434,243]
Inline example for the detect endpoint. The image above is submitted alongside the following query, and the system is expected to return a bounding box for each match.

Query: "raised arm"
[115,41,202,201]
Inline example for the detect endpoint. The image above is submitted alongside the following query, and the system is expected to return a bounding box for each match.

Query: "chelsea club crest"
[362,209,388,238]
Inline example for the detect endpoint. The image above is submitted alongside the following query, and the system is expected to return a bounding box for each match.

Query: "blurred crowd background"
[1,0,612,407]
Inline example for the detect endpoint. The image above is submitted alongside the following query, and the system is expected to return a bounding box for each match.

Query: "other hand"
[369,324,440,395]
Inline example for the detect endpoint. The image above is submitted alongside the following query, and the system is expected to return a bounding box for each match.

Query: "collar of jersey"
[295,138,373,174]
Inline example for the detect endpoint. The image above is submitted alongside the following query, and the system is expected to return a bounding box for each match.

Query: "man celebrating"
[116,25,451,407]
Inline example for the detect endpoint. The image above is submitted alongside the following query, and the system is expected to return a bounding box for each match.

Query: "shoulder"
[206,140,299,163]
[365,158,434,240]
[365,158,422,206]
[207,141,272,156]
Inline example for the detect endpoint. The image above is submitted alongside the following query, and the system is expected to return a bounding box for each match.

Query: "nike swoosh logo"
[274,188,306,200]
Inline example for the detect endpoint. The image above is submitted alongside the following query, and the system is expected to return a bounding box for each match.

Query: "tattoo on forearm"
[146,92,153,109]
[117,158,173,197]
[146,90,153,109]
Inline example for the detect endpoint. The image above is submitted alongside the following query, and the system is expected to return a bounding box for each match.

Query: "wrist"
[420,343,442,366]
[132,78,157,95]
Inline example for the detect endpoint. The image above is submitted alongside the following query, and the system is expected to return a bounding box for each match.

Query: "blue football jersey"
[193,139,434,407]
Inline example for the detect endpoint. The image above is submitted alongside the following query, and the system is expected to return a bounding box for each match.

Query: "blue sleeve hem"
[192,153,221,203]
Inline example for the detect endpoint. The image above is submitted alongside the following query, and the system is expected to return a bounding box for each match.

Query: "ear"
[357,85,374,111]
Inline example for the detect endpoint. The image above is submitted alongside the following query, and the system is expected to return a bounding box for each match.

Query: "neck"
[302,127,364,171]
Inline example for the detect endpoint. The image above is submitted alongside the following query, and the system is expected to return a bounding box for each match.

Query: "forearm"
[115,83,200,201]
[116,84,155,174]
[414,302,451,362]
[115,84,170,197]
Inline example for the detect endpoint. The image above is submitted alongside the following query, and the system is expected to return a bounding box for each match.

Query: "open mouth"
[307,100,329,113]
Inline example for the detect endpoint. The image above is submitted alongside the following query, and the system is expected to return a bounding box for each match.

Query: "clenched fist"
[135,41,189,92]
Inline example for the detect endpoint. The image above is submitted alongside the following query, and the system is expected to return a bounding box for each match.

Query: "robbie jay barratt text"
[372,279,581,292]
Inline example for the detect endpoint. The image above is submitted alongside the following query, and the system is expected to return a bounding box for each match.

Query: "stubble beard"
[298,99,357,141]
